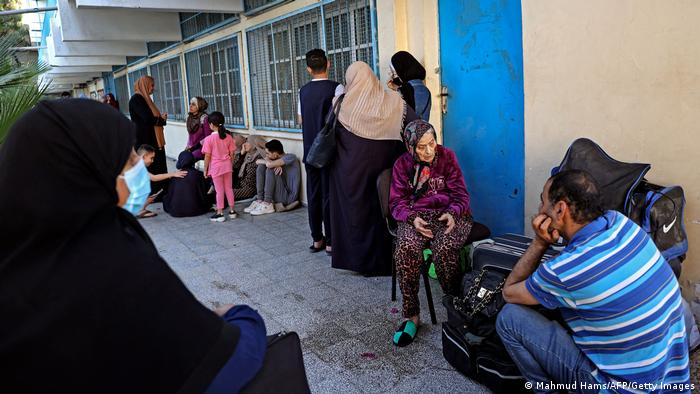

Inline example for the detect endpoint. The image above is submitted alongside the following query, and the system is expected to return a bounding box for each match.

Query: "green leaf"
[0,32,51,143]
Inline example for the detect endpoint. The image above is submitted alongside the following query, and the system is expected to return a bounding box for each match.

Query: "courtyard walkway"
[141,201,490,393]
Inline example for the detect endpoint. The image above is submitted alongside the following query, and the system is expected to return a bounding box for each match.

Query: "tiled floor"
[140,201,490,393]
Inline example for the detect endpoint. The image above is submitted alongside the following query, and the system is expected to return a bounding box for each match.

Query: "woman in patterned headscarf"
[232,134,267,201]
[389,119,473,347]
[185,96,210,161]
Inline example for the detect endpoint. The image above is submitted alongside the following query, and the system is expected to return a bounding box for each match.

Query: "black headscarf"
[0,99,239,393]
[391,51,426,82]
[391,52,426,112]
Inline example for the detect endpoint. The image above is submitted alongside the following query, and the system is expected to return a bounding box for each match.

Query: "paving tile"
[139,195,488,393]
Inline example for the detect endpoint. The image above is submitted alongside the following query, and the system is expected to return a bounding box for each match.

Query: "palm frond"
[0,82,49,143]
[0,33,51,143]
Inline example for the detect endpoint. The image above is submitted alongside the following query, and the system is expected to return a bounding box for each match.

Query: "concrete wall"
[376,0,442,140]
[521,0,700,297]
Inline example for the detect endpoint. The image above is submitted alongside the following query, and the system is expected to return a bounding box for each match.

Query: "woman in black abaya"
[0,99,266,393]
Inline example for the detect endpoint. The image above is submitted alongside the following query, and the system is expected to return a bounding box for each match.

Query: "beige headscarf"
[133,76,165,148]
[335,61,406,141]
[239,135,267,177]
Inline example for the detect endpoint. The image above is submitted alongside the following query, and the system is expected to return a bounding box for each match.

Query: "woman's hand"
[171,170,188,179]
[413,216,434,238]
[162,112,168,120]
[213,304,235,317]
[255,159,266,166]
[274,167,283,176]
[387,79,399,91]
[438,212,456,235]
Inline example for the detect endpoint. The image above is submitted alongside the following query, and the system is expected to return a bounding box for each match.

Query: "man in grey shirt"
[246,139,301,216]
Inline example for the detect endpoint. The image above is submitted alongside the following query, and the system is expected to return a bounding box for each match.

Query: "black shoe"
[210,213,225,222]
[309,241,325,253]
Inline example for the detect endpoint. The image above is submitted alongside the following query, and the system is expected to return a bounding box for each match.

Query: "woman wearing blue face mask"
[0,99,267,393]
[117,149,152,215]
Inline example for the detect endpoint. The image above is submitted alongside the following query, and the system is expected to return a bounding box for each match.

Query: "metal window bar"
[179,12,239,40]
[151,57,186,121]
[127,68,149,94]
[244,0,289,16]
[147,41,178,56]
[246,0,373,130]
[114,75,129,116]
[185,37,245,126]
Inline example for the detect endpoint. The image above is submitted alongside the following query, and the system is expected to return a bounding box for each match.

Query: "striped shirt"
[526,211,690,393]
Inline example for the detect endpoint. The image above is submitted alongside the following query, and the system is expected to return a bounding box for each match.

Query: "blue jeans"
[496,304,599,394]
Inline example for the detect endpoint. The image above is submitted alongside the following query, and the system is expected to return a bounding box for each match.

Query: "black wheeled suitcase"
[470,233,562,272]
[441,234,562,393]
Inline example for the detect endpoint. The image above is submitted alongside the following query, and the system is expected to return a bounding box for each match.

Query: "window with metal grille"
[179,12,240,40]
[127,68,149,94]
[185,37,245,126]
[246,0,375,130]
[126,56,146,65]
[147,41,178,56]
[244,0,291,16]
[150,57,186,121]
[323,0,374,83]
[114,75,129,116]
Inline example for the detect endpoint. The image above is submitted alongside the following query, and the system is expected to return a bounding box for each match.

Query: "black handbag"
[444,268,507,338]
[240,331,311,394]
[305,94,344,169]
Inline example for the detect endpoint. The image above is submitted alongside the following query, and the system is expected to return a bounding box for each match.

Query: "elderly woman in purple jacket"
[389,119,473,347]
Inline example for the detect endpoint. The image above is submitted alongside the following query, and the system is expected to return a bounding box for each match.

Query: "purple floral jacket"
[389,145,471,223]
[187,114,211,160]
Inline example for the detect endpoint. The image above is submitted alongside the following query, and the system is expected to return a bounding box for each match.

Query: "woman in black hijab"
[0,99,266,393]
[388,51,432,121]
[163,150,211,217]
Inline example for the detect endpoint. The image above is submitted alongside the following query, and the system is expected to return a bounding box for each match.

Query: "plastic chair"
[376,168,491,325]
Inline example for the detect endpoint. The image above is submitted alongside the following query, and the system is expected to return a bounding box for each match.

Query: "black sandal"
[309,241,325,253]
[393,320,418,347]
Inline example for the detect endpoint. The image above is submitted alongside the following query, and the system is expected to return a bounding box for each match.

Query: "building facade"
[41,0,700,297]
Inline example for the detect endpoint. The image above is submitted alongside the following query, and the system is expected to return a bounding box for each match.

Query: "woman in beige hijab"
[128,75,169,188]
[232,134,267,201]
[329,61,419,276]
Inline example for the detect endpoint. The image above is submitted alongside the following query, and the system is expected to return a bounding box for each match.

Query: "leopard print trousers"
[395,211,473,318]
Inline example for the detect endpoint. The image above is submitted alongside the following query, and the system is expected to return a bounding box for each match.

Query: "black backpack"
[627,181,687,277]
[554,138,688,275]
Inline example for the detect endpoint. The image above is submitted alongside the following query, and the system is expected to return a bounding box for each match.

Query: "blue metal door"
[439,0,524,235]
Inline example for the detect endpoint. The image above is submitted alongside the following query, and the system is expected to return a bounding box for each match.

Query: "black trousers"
[305,164,331,245]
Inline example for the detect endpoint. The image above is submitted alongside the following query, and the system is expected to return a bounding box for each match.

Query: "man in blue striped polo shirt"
[498,170,690,393]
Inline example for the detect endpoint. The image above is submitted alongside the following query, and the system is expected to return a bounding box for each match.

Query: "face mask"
[120,158,151,215]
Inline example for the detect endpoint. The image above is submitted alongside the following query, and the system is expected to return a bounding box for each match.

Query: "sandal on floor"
[136,210,157,219]
[393,320,418,347]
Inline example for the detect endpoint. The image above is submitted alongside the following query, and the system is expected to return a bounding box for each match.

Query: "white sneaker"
[244,200,261,213]
[250,202,275,216]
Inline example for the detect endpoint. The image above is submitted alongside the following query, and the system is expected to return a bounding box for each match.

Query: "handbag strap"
[327,94,345,128]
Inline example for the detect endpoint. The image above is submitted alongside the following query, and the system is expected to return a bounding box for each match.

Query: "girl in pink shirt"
[202,112,236,222]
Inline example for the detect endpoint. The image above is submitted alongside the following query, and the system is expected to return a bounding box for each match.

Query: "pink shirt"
[201,132,236,177]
